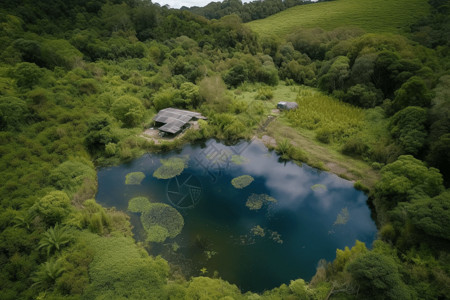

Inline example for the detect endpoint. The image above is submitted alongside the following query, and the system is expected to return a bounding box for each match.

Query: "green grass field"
[248,0,430,38]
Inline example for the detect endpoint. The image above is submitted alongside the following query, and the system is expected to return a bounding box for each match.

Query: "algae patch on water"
[310,184,327,192]
[128,197,152,213]
[251,225,265,237]
[153,157,188,179]
[125,172,146,185]
[334,207,349,225]
[231,175,254,189]
[231,155,249,165]
[246,193,277,210]
[141,203,184,242]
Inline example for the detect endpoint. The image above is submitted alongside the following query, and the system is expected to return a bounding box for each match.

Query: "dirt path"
[259,118,379,188]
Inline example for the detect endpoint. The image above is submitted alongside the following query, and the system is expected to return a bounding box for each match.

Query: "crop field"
[248,0,430,38]
[286,86,365,143]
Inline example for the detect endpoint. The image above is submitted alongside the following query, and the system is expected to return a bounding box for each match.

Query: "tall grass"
[248,0,430,38]
[286,87,364,143]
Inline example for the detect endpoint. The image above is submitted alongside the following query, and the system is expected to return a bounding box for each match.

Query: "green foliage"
[82,232,169,299]
[373,155,444,209]
[391,77,432,113]
[0,96,28,131]
[286,87,364,144]
[32,258,65,290]
[333,240,368,273]
[10,62,43,89]
[127,197,152,213]
[255,86,273,100]
[31,191,72,226]
[347,251,412,300]
[343,84,383,108]
[318,56,350,93]
[153,157,187,179]
[38,224,72,256]
[389,106,428,155]
[179,82,201,108]
[40,39,83,70]
[125,172,145,185]
[152,87,179,111]
[231,175,254,189]
[78,199,112,235]
[185,276,242,300]
[246,193,276,210]
[111,95,144,127]
[249,0,430,38]
[49,159,96,198]
[140,203,184,243]
[394,189,450,241]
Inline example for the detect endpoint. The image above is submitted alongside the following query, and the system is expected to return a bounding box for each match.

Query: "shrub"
[111,95,144,127]
[255,86,273,100]
[31,191,72,226]
[342,136,369,156]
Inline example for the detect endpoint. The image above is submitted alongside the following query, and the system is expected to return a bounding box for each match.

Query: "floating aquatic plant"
[145,225,169,243]
[334,207,349,225]
[269,230,283,244]
[153,157,188,179]
[125,172,145,185]
[231,175,254,189]
[231,155,248,165]
[310,184,327,191]
[245,193,277,210]
[127,197,151,213]
[251,225,265,237]
[140,203,184,243]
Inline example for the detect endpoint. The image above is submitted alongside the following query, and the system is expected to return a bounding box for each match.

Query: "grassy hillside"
[248,0,430,38]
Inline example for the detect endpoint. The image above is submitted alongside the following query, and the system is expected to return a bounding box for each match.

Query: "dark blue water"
[96,140,377,292]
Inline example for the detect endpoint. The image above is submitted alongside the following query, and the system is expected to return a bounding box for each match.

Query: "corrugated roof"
[159,123,183,134]
[153,108,206,134]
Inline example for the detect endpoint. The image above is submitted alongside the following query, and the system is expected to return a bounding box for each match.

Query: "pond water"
[96,139,377,292]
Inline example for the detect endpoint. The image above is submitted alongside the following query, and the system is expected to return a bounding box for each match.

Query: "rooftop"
[153,108,206,134]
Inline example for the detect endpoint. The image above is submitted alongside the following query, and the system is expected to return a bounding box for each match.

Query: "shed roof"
[153,108,206,134]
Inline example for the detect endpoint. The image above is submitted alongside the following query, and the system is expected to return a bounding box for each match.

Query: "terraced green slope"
[248,0,430,37]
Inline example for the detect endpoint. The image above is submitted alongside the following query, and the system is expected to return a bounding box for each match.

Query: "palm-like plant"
[32,258,65,289]
[13,212,33,231]
[38,224,72,256]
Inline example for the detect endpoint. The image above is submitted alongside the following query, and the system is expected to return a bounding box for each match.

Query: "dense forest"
[0,0,449,299]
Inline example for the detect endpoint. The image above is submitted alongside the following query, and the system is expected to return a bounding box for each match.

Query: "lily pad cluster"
[153,156,188,179]
[127,197,184,243]
[231,175,254,189]
[245,193,277,210]
[127,197,152,213]
[125,172,146,185]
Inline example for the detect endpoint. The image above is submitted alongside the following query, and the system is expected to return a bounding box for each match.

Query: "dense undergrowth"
[0,0,449,299]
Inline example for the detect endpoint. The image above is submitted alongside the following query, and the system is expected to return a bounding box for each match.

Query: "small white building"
[277,101,298,110]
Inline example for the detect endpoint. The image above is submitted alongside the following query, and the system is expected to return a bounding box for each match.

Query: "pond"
[96,139,377,292]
